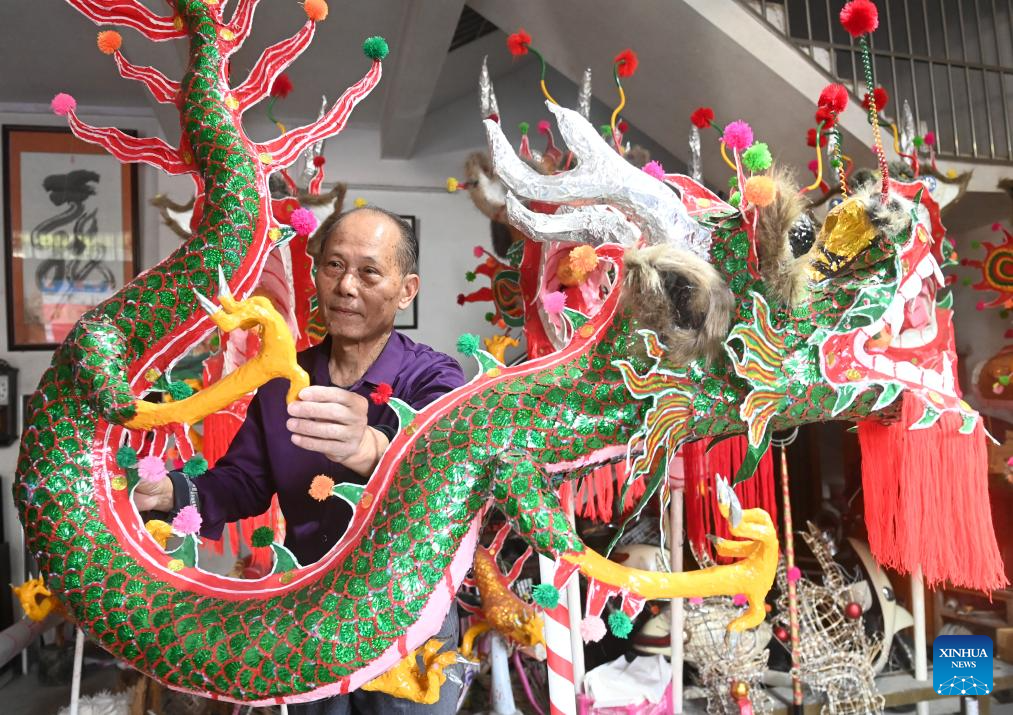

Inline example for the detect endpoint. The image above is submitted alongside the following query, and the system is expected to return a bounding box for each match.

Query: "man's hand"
[287,386,390,477]
[134,476,174,512]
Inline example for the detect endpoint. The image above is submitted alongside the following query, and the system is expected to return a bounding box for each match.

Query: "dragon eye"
[788,212,817,258]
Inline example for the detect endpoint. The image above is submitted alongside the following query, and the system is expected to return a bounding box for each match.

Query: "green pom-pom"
[599,124,612,137]
[971,241,981,249]
[183,455,208,477]
[116,445,138,469]
[518,121,529,135]
[362,36,389,61]
[251,526,275,548]
[457,333,481,357]
[962,278,972,286]
[532,584,560,609]
[465,271,476,282]
[727,176,739,189]
[167,381,194,401]
[913,135,925,147]
[484,312,496,323]
[608,610,633,639]
[741,142,772,172]
[729,191,741,208]
[830,158,842,168]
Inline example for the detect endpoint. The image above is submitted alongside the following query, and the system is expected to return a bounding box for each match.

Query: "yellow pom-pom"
[145,519,173,549]
[354,197,368,208]
[97,30,122,55]
[569,245,599,275]
[743,175,776,207]
[304,0,328,21]
[446,177,459,193]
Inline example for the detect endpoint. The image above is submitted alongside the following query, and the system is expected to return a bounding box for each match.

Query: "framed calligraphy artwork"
[3,125,138,350]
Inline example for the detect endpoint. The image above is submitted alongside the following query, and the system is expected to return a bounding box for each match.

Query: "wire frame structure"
[772,524,885,714]
[684,546,774,715]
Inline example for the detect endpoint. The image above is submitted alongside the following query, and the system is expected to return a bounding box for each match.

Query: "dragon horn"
[217,264,233,301]
[195,290,219,316]
[479,56,499,120]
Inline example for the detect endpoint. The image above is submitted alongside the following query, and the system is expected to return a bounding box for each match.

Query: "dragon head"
[486,102,973,460]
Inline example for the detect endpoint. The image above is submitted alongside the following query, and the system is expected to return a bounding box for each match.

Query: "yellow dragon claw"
[361,639,458,704]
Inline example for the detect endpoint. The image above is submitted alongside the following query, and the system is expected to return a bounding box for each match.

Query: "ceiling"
[1,0,923,188]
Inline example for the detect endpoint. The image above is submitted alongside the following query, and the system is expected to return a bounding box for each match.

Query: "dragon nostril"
[661,271,704,331]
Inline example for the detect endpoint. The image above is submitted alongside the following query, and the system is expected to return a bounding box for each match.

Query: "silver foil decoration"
[689,125,702,183]
[485,102,711,258]
[479,56,499,119]
[578,67,592,120]
[299,95,329,186]
[900,99,915,158]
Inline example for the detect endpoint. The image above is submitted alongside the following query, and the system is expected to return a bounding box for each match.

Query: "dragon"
[14,0,1000,708]
[14,0,774,706]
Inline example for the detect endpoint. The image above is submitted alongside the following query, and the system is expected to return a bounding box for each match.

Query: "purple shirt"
[194,332,465,565]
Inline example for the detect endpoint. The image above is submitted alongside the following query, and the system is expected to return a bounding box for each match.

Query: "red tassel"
[858,393,1007,591]
[683,437,777,562]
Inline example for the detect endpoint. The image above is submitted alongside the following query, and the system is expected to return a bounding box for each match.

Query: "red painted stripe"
[551,701,571,715]
[546,649,574,683]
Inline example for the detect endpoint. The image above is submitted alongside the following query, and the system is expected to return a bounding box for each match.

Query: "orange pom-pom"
[743,176,777,207]
[569,245,599,275]
[97,30,122,55]
[304,0,328,22]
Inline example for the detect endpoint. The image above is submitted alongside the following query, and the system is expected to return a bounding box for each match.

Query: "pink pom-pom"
[722,120,754,152]
[542,291,567,316]
[923,131,936,146]
[808,159,820,174]
[993,222,1003,231]
[473,245,484,258]
[642,160,665,180]
[51,93,77,116]
[172,505,203,536]
[1006,456,1013,467]
[137,455,168,483]
[537,119,551,136]
[580,616,607,643]
[976,300,987,311]
[688,597,704,605]
[289,207,318,237]
[787,566,802,584]
[732,593,748,606]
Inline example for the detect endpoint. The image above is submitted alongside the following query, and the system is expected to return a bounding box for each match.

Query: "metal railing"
[741,0,1013,163]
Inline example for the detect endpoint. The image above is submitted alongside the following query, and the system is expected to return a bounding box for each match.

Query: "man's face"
[315,211,419,344]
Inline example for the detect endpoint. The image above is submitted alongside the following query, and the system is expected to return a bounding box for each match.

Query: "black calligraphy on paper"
[30,169,115,294]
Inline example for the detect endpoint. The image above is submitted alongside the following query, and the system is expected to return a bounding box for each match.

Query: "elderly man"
[136,206,466,714]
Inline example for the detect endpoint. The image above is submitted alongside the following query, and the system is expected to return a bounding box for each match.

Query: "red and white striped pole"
[538,554,578,715]
[779,444,804,712]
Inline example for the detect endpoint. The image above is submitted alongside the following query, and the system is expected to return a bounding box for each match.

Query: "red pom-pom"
[807,128,828,147]
[815,106,837,128]
[773,625,789,641]
[840,0,878,37]
[617,120,630,133]
[51,93,77,116]
[861,86,889,112]
[473,245,484,258]
[369,383,393,405]
[97,30,122,55]
[456,294,466,306]
[923,130,936,146]
[271,73,294,98]
[537,119,551,136]
[818,83,849,113]
[313,155,326,167]
[507,28,531,57]
[690,107,714,128]
[844,602,863,620]
[614,49,638,78]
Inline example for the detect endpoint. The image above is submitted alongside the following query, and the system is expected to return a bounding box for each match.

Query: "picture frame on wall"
[394,214,418,330]
[3,125,139,350]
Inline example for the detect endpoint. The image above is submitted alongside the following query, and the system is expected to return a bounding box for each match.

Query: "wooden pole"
[912,568,929,715]
[669,475,685,714]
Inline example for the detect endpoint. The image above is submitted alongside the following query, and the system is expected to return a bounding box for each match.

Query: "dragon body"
[14,0,998,707]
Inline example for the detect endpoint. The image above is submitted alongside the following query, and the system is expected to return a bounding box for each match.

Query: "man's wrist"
[338,427,389,477]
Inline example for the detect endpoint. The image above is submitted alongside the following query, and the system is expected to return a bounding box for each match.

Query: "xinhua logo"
[933,635,993,696]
